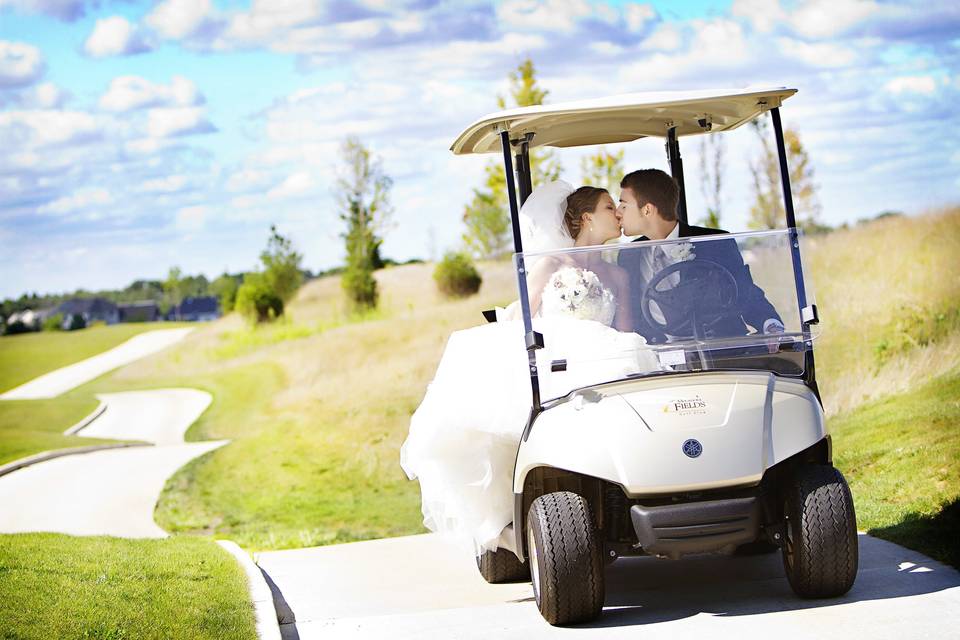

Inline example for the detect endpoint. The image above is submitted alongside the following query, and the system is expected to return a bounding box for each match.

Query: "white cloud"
[38,187,112,216]
[141,174,189,193]
[641,23,682,51]
[777,37,857,67]
[496,0,593,33]
[789,0,878,38]
[84,16,150,58]
[267,171,315,199]
[225,0,324,43]
[0,109,99,147]
[624,3,656,32]
[99,75,201,112]
[146,0,214,40]
[175,205,207,231]
[146,106,214,138]
[884,75,938,95]
[0,0,86,22]
[0,40,44,88]
[31,82,66,108]
[732,0,785,33]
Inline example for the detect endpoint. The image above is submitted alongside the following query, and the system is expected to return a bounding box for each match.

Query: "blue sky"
[1,0,958,299]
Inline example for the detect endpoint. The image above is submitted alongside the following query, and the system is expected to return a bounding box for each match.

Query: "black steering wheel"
[640,258,739,338]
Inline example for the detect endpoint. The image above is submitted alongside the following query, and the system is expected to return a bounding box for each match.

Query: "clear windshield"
[515,229,817,401]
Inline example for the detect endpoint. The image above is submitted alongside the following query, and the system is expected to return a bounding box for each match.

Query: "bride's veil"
[519,180,575,256]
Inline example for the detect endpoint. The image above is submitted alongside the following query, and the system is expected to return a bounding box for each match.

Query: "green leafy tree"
[748,118,822,231]
[235,272,283,324]
[260,225,303,303]
[163,266,183,319]
[580,146,624,194]
[462,58,562,259]
[337,136,393,310]
[698,134,725,229]
[211,273,240,313]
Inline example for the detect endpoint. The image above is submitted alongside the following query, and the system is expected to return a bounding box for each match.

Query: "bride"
[400,181,653,554]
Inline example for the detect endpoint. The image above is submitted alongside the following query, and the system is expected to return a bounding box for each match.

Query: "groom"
[616,168,784,344]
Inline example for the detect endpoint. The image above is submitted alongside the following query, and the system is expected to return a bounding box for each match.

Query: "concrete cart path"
[0,328,193,400]
[257,533,960,640]
[0,389,225,537]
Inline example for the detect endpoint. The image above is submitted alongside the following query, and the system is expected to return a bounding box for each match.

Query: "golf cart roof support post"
[772,107,818,387]
[665,126,688,224]
[515,134,534,206]
[500,129,542,413]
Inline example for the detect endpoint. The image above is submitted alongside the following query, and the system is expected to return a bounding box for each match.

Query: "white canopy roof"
[450,86,797,155]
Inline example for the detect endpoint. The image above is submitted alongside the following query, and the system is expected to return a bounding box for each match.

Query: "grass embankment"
[832,371,960,567]
[0,397,108,465]
[0,534,256,640]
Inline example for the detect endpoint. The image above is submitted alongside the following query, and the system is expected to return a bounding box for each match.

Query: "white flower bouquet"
[541,267,616,325]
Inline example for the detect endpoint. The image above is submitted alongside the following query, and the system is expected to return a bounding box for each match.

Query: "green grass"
[0,396,118,465]
[832,370,960,567]
[0,533,256,640]
[0,323,189,394]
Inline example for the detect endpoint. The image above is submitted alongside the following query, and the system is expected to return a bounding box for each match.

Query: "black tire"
[782,464,859,598]
[476,547,528,583]
[526,491,604,625]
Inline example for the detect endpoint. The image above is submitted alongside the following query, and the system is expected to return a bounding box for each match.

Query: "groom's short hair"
[621,169,678,222]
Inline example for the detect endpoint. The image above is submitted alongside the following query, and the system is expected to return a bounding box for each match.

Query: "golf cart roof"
[451,86,797,155]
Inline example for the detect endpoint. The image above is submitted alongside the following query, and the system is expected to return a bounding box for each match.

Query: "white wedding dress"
[400,181,658,553]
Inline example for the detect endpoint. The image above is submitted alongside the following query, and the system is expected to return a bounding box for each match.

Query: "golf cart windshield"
[516,229,817,402]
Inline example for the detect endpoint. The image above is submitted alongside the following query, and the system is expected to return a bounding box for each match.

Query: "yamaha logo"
[682,439,703,458]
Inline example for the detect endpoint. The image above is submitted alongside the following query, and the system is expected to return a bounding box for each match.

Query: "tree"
[260,225,303,303]
[211,273,240,313]
[235,272,283,324]
[747,118,822,231]
[337,136,393,310]
[163,266,183,319]
[462,58,562,259]
[698,134,725,229]
[580,146,624,194]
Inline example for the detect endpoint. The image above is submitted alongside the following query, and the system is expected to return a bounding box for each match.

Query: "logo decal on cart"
[682,439,703,458]
[663,395,707,415]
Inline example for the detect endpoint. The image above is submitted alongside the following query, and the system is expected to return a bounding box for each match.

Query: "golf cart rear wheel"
[527,491,604,625]
[476,547,528,583]
[782,464,858,598]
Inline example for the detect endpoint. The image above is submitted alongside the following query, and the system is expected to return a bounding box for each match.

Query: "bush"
[433,252,482,298]
[42,313,64,331]
[235,273,284,324]
[341,264,378,309]
[3,320,32,335]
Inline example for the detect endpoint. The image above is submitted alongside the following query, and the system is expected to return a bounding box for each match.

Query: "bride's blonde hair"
[563,186,608,239]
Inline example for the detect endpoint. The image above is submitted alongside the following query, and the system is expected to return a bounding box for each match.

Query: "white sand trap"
[0,388,224,538]
[0,328,193,400]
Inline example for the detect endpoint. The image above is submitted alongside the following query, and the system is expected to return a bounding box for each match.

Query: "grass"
[0,533,256,640]
[0,322,190,394]
[831,370,960,567]
[0,396,117,465]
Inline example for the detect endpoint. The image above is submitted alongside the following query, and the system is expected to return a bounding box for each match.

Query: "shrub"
[235,273,284,324]
[65,313,86,331]
[341,265,378,309]
[433,252,482,298]
[3,320,31,335]
[42,313,64,331]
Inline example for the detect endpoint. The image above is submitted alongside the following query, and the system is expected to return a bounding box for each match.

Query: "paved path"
[0,328,193,399]
[257,532,960,640]
[0,389,225,537]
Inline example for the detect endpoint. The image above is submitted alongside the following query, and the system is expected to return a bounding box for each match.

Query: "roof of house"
[176,296,219,315]
[58,297,118,315]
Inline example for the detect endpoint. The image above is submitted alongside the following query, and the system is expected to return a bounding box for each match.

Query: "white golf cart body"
[451,86,856,624]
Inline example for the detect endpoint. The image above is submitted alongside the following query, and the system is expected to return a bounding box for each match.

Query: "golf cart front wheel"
[476,547,528,583]
[783,464,859,598]
[527,491,605,625]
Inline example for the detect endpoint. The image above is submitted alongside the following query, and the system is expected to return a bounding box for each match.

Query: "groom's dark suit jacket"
[618,221,782,343]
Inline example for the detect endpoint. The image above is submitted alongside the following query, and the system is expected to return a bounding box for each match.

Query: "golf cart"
[450,87,858,625]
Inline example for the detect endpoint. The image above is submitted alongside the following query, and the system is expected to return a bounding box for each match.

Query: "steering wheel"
[640,258,739,338]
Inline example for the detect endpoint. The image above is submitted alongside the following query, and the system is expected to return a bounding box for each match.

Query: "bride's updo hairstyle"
[563,186,608,239]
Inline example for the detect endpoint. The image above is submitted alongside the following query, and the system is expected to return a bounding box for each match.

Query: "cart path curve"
[256,532,960,640]
[0,328,193,400]
[0,388,225,537]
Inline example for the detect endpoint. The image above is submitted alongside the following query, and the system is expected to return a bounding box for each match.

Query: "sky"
[0,0,958,299]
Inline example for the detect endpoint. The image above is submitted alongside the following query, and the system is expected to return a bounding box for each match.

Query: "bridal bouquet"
[541,267,616,325]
